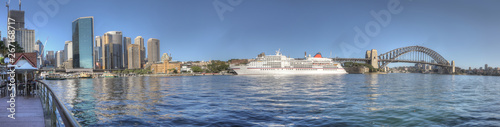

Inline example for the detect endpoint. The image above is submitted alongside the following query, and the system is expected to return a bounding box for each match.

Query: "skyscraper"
[72,16,94,69]
[127,44,141,69]
[56,50,63,68]
[46,51,55,66]
[135,36,145,68]
[102,31,123,69]
[64,41,73,61]
[147,38,160,64]
[95,36,102,69]
[34,40,44,68]
[9,8,35,53]
[123,37,131,68]
[8,10,25,29]
[15,28,35,52]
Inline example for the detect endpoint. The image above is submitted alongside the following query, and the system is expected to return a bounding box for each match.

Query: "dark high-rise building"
[46,51,55,66]
[8,10,25,29]
[9,9,35,53]
[72,16,94,69]
[123,37,131,68]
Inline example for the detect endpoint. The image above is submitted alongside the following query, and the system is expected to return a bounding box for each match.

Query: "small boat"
[45,74,66,80]
[78,73,92,78]
[103,73,118,78]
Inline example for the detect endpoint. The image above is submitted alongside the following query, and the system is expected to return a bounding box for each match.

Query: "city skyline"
[0,0,499,69]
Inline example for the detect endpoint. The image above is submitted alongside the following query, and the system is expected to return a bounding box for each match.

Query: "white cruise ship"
[230,50,347,75]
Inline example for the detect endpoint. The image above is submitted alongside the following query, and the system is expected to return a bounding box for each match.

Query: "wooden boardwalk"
[0,95,45,127]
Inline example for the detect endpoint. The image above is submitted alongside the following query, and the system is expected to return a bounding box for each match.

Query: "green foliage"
[123,69,130,74]
[204,69,212,73]
[0,41,7,55]
[0,41,24,54]
[111,69,151,75]
[191,66,203,72]
[207,61,229,73]
[343,62,380,72]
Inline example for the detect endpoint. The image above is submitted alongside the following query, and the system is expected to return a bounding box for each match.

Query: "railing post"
[52,94,57,127]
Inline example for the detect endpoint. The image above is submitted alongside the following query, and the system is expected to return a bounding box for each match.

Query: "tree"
[0,41,24,53]
[343,62,379,72]
[191,66,203,72]
[207,61,229,73]
[0,41,8,55]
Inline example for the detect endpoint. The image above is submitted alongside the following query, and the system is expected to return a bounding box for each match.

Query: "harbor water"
[44,73,500,126]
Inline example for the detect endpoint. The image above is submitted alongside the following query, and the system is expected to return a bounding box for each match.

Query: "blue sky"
[0,0,499,69]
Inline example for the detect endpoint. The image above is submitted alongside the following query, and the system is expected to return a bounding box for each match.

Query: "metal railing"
[35,80,81,127]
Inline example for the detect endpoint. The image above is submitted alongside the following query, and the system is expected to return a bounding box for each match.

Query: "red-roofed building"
[12,53,38,68]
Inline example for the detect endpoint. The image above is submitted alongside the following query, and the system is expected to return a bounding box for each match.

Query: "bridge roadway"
[332,58,451,67]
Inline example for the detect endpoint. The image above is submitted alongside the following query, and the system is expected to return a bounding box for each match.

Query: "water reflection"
[43,74,500,126]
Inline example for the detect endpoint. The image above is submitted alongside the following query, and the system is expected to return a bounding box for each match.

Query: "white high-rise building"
[64,41,73,61]
[15,28,35,52]
[56,50,63,68]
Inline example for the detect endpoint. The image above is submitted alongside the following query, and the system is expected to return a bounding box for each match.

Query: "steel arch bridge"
[333,46,452,69]
[377,46,450,68]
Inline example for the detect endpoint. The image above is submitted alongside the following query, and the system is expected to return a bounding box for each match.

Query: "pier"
[0,81,81,127]
[0,95,45,126]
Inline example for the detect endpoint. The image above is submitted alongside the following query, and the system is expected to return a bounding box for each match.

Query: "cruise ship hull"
[232,67,347,75]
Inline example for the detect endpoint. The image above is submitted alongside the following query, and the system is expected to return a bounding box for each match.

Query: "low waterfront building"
[180,62,193,73]
[191,61,210,70]
[63,59,73,69]
[228,59,250,65]
[150,58,181,74]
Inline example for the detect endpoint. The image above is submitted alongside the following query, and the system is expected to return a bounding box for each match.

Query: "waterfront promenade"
[0,95,45,127]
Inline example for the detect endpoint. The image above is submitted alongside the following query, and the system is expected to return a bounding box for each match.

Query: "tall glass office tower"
[72,16,94,69]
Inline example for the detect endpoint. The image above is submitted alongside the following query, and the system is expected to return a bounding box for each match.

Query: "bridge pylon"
[366,49,379,69]
[451,60,455,73]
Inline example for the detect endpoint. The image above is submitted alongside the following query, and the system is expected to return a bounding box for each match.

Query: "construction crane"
[6,0,9,17]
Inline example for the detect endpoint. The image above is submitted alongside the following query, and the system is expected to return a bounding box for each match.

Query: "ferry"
[45,74,67,80]
[78,73,92,78]
[230,50,347,75]
[103,72,118,78]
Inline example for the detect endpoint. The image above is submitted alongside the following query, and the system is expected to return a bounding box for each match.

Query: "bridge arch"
[377,46,449,68]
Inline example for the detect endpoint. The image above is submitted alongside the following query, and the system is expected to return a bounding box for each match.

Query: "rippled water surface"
[43,74,500,126]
